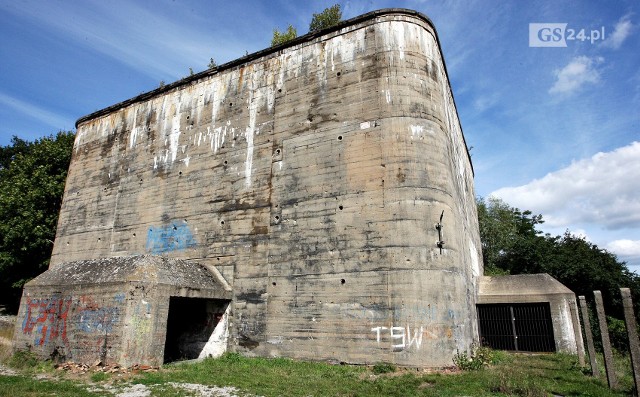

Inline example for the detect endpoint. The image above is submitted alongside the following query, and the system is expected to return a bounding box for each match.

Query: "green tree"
[476,196,544,274]
[271,24,297,47]
[309,4,342,32]
[0,131,75,312]
[477,196,640,336]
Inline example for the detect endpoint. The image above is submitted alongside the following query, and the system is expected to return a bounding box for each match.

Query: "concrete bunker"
[16,9,488,367]
[14,256,232,367]
[477,274,584,355]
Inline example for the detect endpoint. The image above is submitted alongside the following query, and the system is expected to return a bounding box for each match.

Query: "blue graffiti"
[146,220,197,254]
[78,307,120,333]
[114,293,125,304]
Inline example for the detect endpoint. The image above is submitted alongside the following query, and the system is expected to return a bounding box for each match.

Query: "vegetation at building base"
[0,351,633,396]
[477,196,640,355]
[0,132,75,313]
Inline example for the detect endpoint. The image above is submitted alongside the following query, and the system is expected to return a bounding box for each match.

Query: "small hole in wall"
[275,149,281,155]
[275,215,280,221]
[339,205,343,211]
[173,225,177,231]
[133,233,136,237]
[229,102,233,107]
[179,171,182,176]
[341,279,346,285]
[278,88,282,93]
[66,242,70,246]
[337,135,343,141]
[220,220,225,225]
[272,282,277,286]
[337,71,341,77]
[223,160,228,165]
[186,115,190,120]
[98,238,101,242]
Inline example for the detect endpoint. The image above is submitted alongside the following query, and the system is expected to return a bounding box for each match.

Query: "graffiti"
[146,219,197,254]
[114,293,125,304]
[76,295,120,334]
[77,307,119,333]
[22,296,72,347]
[371,324,454,351]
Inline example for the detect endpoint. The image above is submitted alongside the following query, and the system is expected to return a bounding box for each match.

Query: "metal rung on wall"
[477,303,556,352]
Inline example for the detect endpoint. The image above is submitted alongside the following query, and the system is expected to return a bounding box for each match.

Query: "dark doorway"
[164,297,230,363]
[477,303,556,352]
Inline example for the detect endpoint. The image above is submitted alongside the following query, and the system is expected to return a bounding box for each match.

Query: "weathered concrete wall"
[478,274,582,354]
[44,9,481,367]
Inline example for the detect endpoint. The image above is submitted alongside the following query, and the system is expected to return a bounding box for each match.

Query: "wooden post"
[579,295,599,376]
[594,290,617,389]
[621,288,640,396]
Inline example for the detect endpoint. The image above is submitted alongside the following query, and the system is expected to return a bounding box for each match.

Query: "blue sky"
[1,0,639,271]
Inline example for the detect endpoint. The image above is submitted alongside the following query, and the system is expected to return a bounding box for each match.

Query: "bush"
[453,344,501,370]
[309,4,342,32]
[372,362,396,374]
[271,25,297,46]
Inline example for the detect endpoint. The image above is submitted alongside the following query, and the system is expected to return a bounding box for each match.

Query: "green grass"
[0,320,14,363]
[0,351,635,396]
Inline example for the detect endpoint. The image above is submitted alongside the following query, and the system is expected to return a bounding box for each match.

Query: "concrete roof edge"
[74,8,473,174]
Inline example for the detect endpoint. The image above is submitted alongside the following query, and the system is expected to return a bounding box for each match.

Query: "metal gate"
[477,303,556,352]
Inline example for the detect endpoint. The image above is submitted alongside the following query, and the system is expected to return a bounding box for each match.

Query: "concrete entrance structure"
[477,274,584,354]
[15,9,485,367]
[13,256,232,367]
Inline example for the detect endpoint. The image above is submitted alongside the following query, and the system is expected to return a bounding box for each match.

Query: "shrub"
[453,344,501,370]
[372,362,396,374]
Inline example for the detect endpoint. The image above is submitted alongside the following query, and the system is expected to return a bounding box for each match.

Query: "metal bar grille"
[477,303,556,352]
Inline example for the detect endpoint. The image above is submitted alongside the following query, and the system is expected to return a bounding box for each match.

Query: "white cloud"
[607,239,640,257]
[0,92,73,130]
[549,56,603,95]
[602,14,634,49]
[491,141,640,230]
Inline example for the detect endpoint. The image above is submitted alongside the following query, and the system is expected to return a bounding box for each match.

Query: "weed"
[372,362,396,374]
[453,344,502,370]
[89,371,109,382]
[8,349,40,369]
